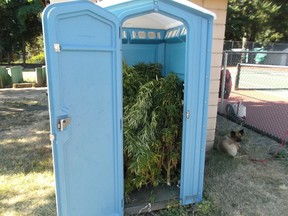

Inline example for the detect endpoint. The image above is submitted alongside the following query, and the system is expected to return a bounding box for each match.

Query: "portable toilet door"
[101,0,214,207]
[42,1,123,216]
[43,1,214,215]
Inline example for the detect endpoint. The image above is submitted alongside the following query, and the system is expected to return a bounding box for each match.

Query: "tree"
[264,0,288,43]
[0,0,44,63]
[225,0,288,45]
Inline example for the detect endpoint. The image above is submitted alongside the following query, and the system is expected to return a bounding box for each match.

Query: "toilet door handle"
[57,116,71,131]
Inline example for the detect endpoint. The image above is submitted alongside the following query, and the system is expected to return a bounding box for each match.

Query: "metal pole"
[220,52,228,113]
[235,63,240,90]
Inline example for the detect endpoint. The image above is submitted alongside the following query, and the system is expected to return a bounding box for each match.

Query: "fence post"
[235,63,241,90]
[220,52,228,113]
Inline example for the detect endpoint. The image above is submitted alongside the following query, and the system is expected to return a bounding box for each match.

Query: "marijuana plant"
[123,62,183,195]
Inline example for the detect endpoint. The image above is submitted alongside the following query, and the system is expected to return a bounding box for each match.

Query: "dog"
[217,129,244,157]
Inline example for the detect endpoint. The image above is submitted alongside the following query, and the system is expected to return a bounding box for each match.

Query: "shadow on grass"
[0,89,56,215]
[0,189,56,216]
[0,99,51,175]
[0,103,49,132]
[205,149,248,175]
[0,141,53,175]
[32,192,57,216]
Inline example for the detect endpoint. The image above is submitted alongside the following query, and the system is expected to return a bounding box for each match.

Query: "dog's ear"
[230,130,236,138]
[239,129,244,135]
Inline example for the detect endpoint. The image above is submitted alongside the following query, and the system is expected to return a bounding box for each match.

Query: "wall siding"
[204,0,227,9]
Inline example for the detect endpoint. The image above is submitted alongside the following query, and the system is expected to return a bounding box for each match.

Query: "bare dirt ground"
[1,88,288,215]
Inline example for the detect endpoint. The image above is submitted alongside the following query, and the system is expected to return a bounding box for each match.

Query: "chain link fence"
[218,51,288,143]
[224,40,288,52]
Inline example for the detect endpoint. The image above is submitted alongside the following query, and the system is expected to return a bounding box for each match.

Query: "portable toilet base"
[42,1,215,215]
[125,185,179,214]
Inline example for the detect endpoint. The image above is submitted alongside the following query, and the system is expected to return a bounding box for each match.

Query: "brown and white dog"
[217,129,244,157]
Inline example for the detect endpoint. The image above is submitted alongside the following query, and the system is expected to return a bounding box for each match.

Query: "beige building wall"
[189,0,228,151]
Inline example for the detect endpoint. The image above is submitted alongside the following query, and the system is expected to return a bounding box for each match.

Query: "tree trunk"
[166,160,171,186]
[241,33,247,63]
[7,52,11,64]
[22,39,26,65]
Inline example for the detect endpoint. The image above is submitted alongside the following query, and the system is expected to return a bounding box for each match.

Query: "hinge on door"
[154,0,159,11]
[186,111,190,119]
[49,133,55,141]
[57,117,71,131]
[54,43,61,52]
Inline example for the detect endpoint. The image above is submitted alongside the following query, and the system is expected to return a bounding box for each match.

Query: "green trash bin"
[8,66,23,83]
[35,67,44,87]
[254,47,267,64]
[42,66,47,86]
[0,67,12,88]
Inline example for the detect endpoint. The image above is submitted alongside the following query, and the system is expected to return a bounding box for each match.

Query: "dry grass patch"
[1,89,288,216]
[0,88,56,216]
[0,172,55,216]
[204,116,288,216]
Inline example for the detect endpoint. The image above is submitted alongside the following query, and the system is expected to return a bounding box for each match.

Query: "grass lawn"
[0,88,220,216]
[0,88,56,216]
[1,88,288,215]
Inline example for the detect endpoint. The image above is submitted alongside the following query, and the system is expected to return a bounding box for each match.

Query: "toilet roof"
[97,0,216,30]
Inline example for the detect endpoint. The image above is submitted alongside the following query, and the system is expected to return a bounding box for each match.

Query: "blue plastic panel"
[128,28,165,44]
[103,0,214,205]
[122,43,165,66]
[42,2,123,216]
[164,25,186,43]
[165,43,186,80]
[179,14,213,205]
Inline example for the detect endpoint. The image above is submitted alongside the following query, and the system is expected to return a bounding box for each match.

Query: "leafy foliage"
[157,204,190,216]
[26,36,45,64]
[155,200,219,216]
[0,0,44,63]
[226,0,288,44]
[123,62,183,195]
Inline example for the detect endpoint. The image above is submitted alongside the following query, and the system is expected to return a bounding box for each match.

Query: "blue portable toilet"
[42,0,215,215]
